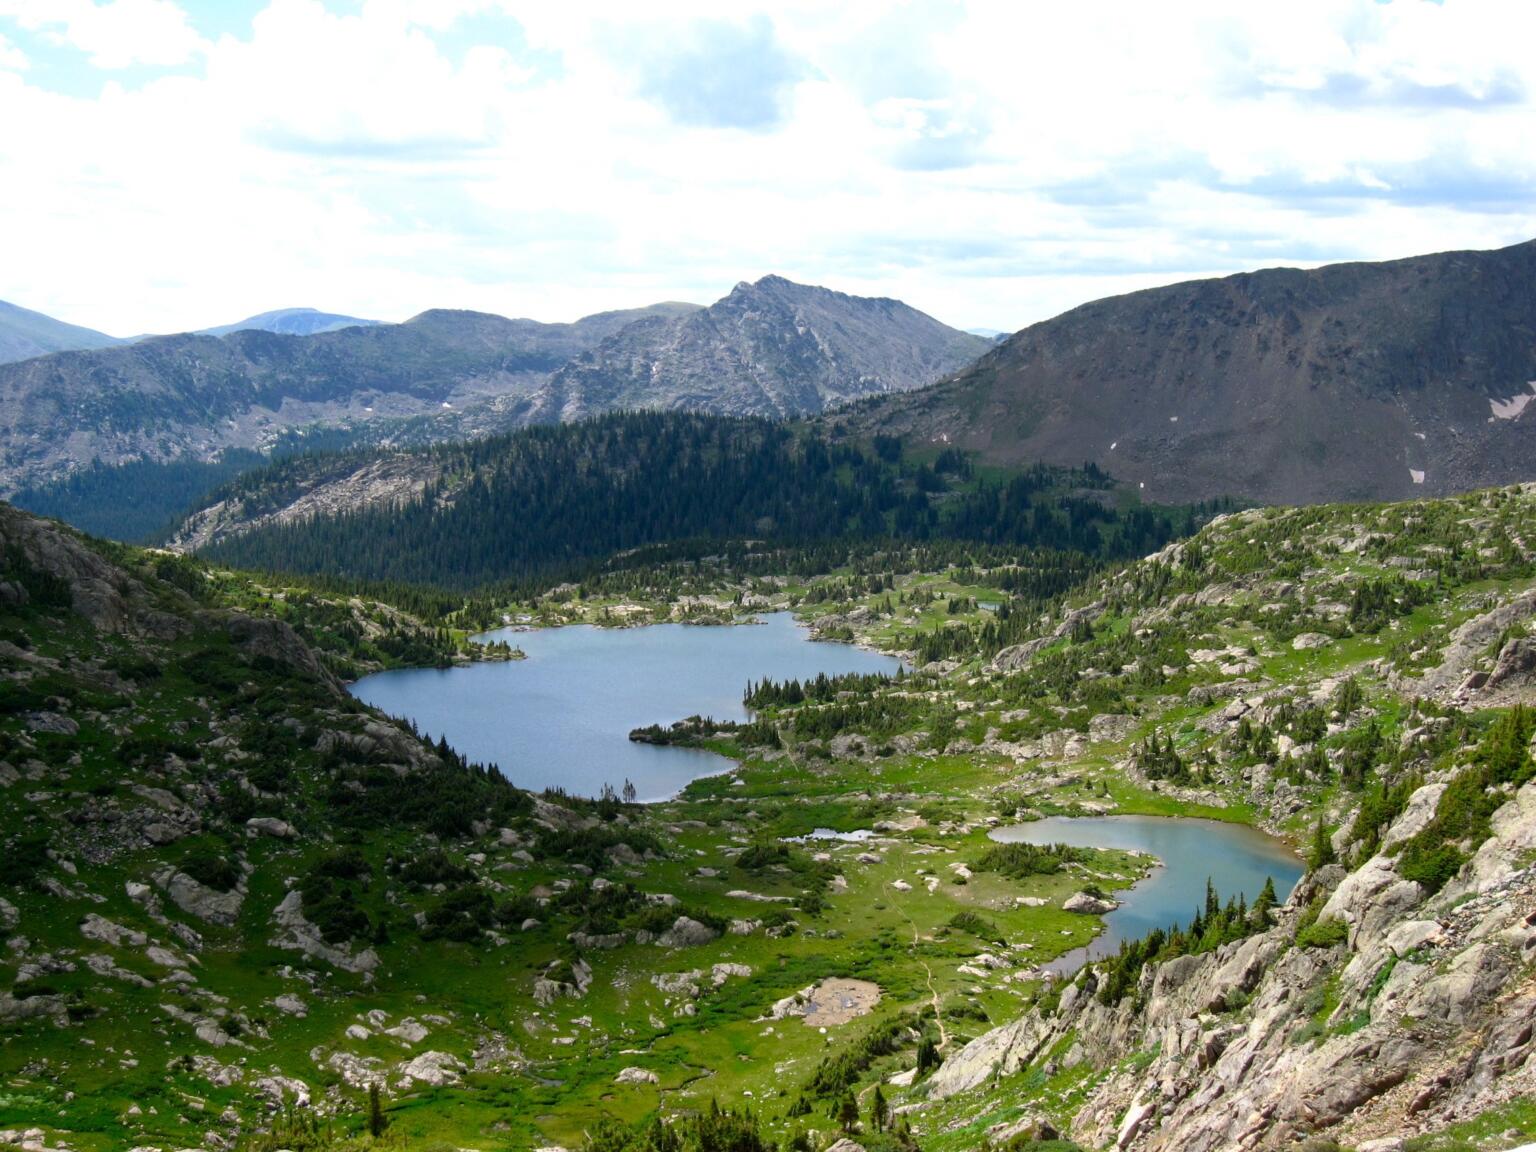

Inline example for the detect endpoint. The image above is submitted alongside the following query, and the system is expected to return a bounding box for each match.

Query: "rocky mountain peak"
[530,276,990,423]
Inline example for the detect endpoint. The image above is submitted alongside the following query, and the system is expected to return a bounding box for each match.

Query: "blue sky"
[0,0,1531,336]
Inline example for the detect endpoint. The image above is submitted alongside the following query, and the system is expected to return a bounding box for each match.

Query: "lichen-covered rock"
[79,913,146,948]
[655,916,718,948]
[269,890,379,973]
[245,817,296,839]
[154,867,244,926]
[397,1050,466,1088]
[1064,891,1118,915]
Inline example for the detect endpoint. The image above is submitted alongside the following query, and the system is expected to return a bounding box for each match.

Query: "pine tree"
[1308,818,1336,870]
[836,1092,859,1133]
[869,1084,889,1132]
[915,1036,941,1076]
[368,1083,386,1137]
[1252,875,1278,927]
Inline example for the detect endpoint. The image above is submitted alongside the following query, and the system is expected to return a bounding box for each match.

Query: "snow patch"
[1413,432,1426,441]
[1109,441,1117,450]
[1489,383,1536,420]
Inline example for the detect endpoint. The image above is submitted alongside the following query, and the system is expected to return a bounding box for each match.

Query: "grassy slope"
[4,485,1536,1150]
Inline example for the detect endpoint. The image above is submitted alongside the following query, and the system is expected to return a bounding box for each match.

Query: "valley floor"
[6,487,1536,1151]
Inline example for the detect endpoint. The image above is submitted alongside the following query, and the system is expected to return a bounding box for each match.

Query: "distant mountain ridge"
[195,307,383,338]
[837,239,1536,505]
[0,299,123,364]
[0,280,986,494]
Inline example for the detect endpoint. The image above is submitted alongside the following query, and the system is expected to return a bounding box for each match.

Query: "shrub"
[973,841,1086,878]
[180,842,241,892]
[948,911,1005,943]
[421,884,495,942]
[1296,915,1348,950]
[0,832,51,889]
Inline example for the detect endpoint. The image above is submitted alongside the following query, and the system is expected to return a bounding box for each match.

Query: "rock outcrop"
[154,867,244,927]
[269,890,380,974]
[927,779,1536,1151]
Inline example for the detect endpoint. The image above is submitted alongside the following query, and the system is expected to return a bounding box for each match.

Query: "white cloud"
[0,0,204,69]
[0,0,1531,336]
[0,31,26,70]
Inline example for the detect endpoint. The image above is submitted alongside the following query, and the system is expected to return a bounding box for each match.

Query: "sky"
[0,0,1532,337]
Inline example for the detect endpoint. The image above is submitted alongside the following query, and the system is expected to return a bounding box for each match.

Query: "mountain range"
[9,238,1536,510]
[0,303,388,365]
[0,280,987,494]
[0,299,123,364]
[840,238,1536,505]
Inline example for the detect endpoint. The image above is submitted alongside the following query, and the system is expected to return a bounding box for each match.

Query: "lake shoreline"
[351,611,905,801]
[991,813,1305,974]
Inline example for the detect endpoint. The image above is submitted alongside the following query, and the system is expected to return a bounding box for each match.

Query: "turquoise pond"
[992,815,1304,971]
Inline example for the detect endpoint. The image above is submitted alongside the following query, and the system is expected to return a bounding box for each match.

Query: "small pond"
[990,814,1305,972]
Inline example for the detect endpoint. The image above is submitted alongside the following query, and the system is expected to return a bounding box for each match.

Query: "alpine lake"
[352,611,1301,971]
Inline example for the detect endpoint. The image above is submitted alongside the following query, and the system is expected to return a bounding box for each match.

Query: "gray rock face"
[1405,589,1536,701]
[1063,891,1119,915]
[532,958,593,1006]
[530,276,989,424]
[1487,635,1536,691]
[226,615,339,693]
[614,1066,659,1085]
[245,816,296,839]
[843,239,1536,505]
[0,502,141,630]
[79,913,147,948]
[397,1050,466,1088]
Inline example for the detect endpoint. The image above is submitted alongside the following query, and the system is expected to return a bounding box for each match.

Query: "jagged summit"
[529,275,989,422]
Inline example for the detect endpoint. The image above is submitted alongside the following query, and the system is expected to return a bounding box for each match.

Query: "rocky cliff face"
[840,239,1536,505]
[519,275,990,422]
[167,452,449,553]
[927,776,1536,1151]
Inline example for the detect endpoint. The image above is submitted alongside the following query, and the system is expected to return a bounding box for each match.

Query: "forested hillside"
[182,413,1204,587]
